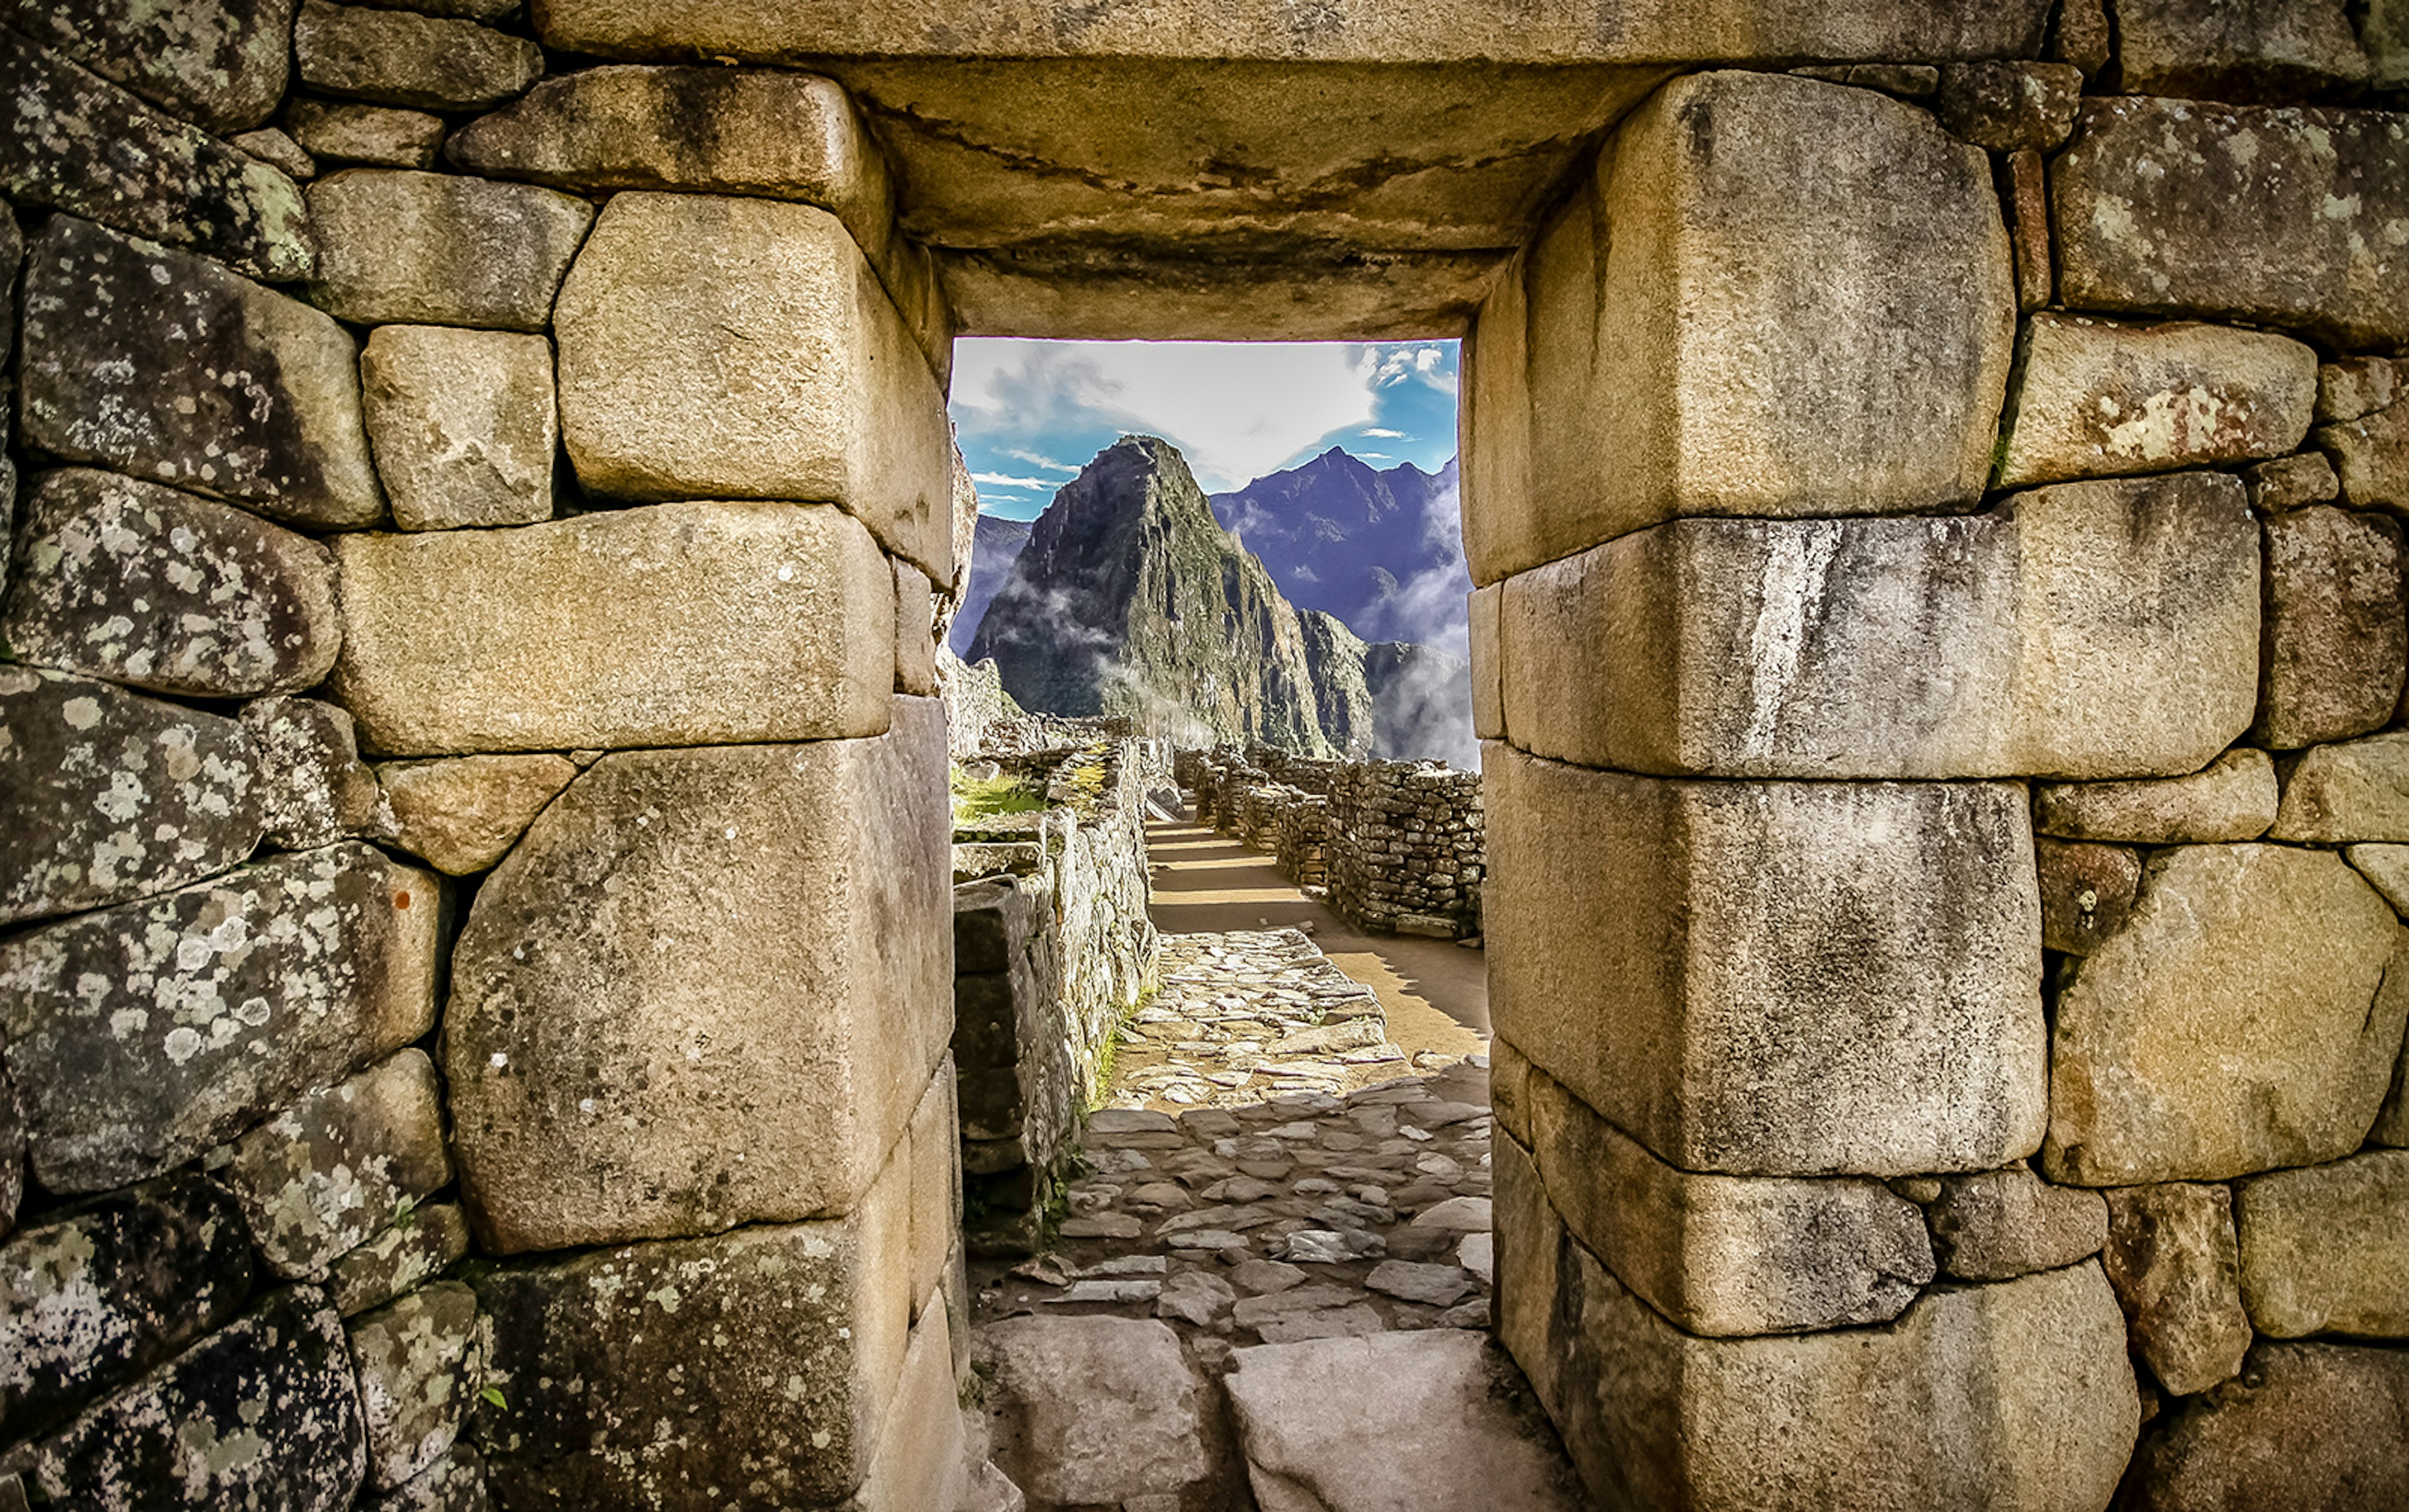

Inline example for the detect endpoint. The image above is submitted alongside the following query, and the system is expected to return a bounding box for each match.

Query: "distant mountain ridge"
[965,436,1473,763]
[947,513,1031,656]
[1210,448,1470,652]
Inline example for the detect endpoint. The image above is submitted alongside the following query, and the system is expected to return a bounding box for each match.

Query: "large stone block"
[18,1288,366,1508]
[361,326,556,530]
[2111,0,2371,101]
[0,668,262,929]
[2253,505,2407,748]
[5,0,295,134]
[2032,748,2276,844]
[554,192,954,580]
[1486,743,2043,1178]
[19,216,383,529]
[444,701,950,1252]
[1463,70,2011,582]
[307,169,593,331]
[1521,1062,1932,1336]
[0,35,311,282]
[1997,315,2317,487]
[2235,1149,2409,1339]
[0,843,442,1193]
[2102,1183,2253,1397]
[349,1281,480,1490]
[1499,472,2258,779]
[1926,1167,2107,1281]
[3,469,342,699]
[378,755,577,875]
[222,1049,454,1279]
[472,1171,915,1511]
[332,505,891,758]
[243,695,390,851]
[2316,395,2409,512]
[0,1173,255,1445]
[976,1315,1210,1508]
[2125,1342,2409,1510]
[1497,1141,2137,1512]
[449,66,955,383]
[2053,97,2409,349]
[2045,851,2404,1186]
[294,1,540,111]
[2270,731,2409,841]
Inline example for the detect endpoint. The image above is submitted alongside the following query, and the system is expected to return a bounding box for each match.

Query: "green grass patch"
[950,769,1046,822]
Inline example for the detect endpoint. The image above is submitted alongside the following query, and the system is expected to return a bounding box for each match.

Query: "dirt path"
[1142,819,1489,1064]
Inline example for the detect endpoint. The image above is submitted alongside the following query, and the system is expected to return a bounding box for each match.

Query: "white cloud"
[972,472,1061,489]
[1002,448,1081,474]
[952,339,1381,489]
[1360,427,1406,439]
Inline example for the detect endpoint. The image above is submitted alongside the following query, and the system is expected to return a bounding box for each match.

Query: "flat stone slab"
[11,0,295,135]
[1225,1331,1587,1512]
[974,1315,1210,1508]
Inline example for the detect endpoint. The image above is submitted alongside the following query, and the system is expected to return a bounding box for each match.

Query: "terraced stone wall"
[1470,22,2409,1509]
[0,9,967,1509]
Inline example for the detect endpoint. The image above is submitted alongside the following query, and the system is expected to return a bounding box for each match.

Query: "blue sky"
[948,339,1460,520]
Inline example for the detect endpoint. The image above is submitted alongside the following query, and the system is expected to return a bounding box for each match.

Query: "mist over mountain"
[1210,449,1470,654]
[948,514,1033,657]
[965,437,1473,764]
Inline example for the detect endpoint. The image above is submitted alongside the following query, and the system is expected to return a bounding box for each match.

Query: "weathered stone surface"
[858,1299,969,1512]
[2376,0,2409,88]
[3,469,342,698]
[2054,97,2409,349]
[2035,838,2137,955]
[350,1281,479,1489]
[2033,748,2277,843]
[1788,62,1938,97]
[2254,506,2407,748]
[905,1058,960,1316]
[1522,1062,1932,1335]
[2235,1149,2409,1339]
[329,1202,470,1318]
[294,1,540,110]
[0,35,311,282]
[2348,842,2409,917]
[331,502,895,754]
[2047,850,2403,1185]
[1497,1142,2137,1512]
[976,1316,1210,1507]
[1465,70,2011,582]
[445,703,949,1252]
[2051,0,2113,75]
[1225,1332,1585,1511]
[2270,732,2409,841]
[2113,0,2371,101]
[17,1286,365,1510]
[0,1173,254,1445]
[1501,472,2258,780]
[2125,1342,2409,1509]
[308,170,592,331]
[2005,148,2051,311]
[359,1445,492,1512]
[4,0,293,132]
[895,560,937,696]
[1997,315,2317,487]
[2318,358,2403,423]
[473,1196,914,1511]
[378,755,576,875]
[2103,1183,2253,1397]
[2316,396,2409,512]
[0,1084,19,1241]
[1487,744,2043,1177]
[236,125,317,179]
[19,216,383,528]
[243,695,388,850]
[2244,450,2339,511]
[223,1050,452,1279]
[361,326,555,531]
[1468,581,1502,740]
[285,99,445,169]
[1933,60,2082,151]
[554,191,955,579]
[0,842,441,1193]
[1929,1168,2109,1282]
[0,668,262,929]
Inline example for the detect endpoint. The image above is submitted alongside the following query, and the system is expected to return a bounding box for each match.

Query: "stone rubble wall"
[1472,28,2409,1512]
[952,742,1159,1250]
[0,12,971,1509]
[1188,746,1486,937]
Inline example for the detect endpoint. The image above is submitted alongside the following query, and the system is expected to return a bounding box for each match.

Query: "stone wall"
[952,743,1158,1250]
[1473,33,2409,1512]
[0,13,967,1509]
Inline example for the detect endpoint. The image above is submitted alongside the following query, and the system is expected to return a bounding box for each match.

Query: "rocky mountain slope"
[1211,449,1470,651]
[967,437,1471,760]
[947,513,1032,656]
